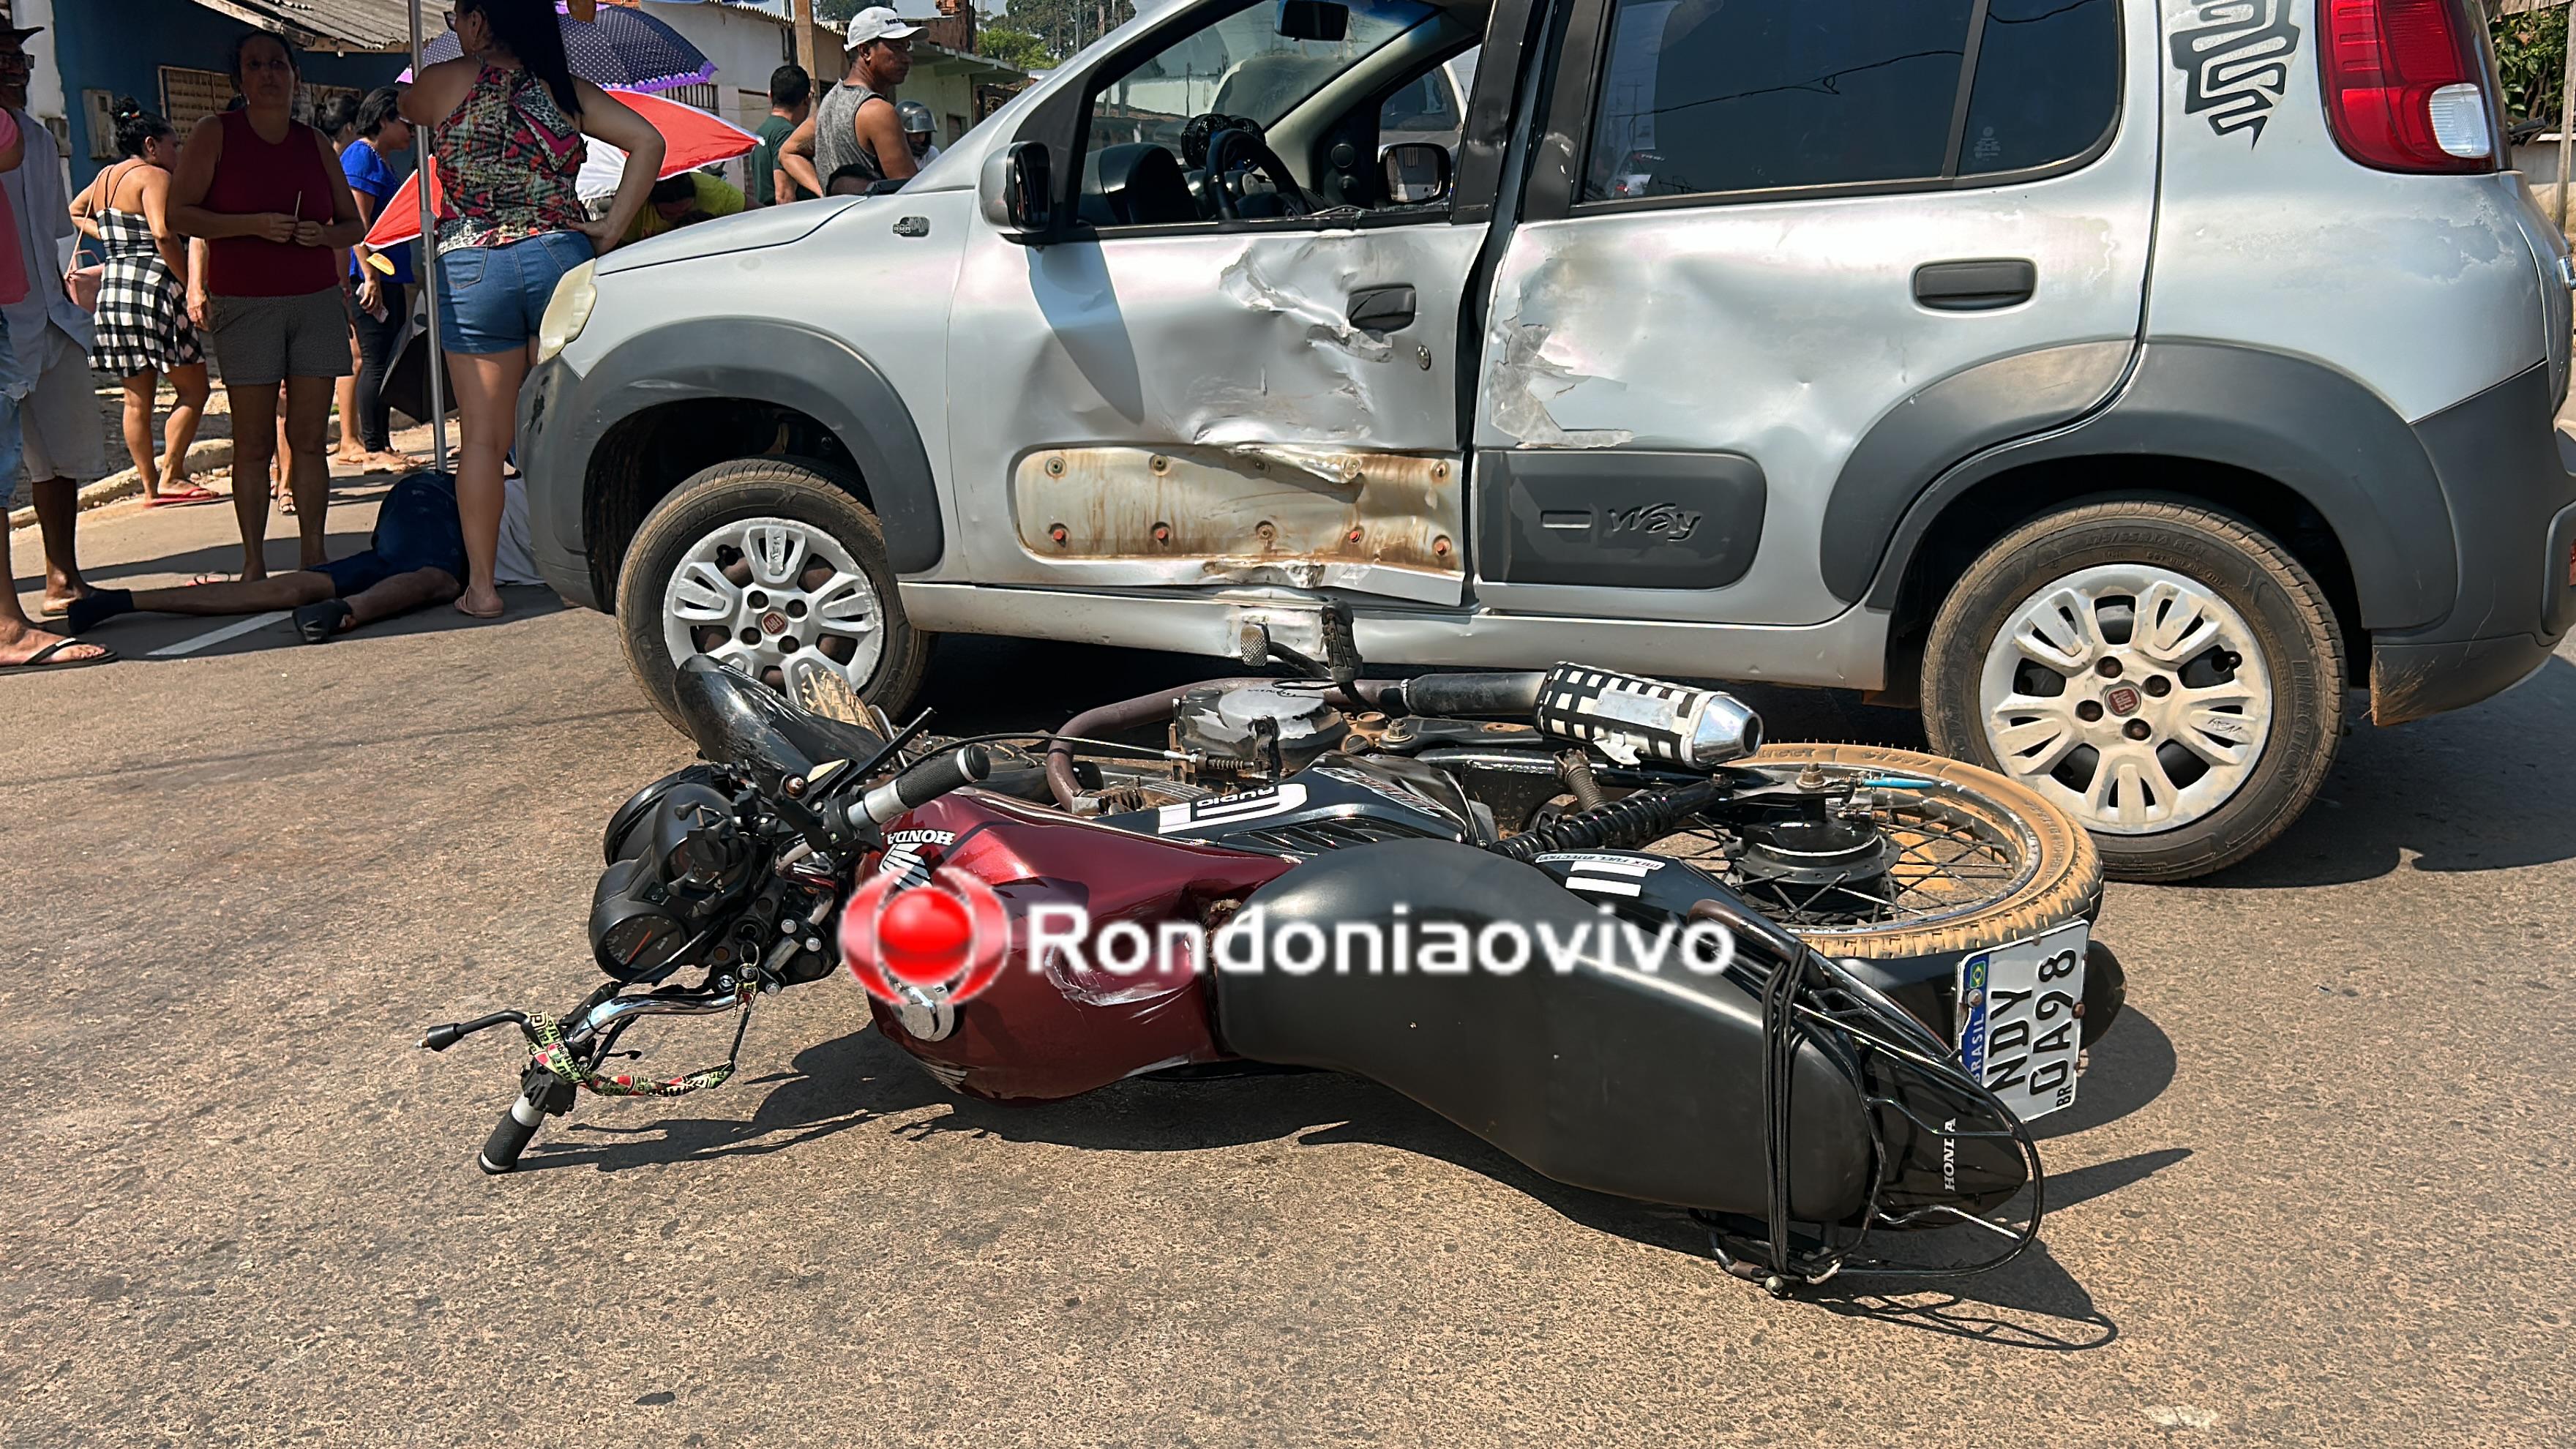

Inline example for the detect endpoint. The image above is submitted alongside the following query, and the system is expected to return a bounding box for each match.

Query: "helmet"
[897,100,934,135]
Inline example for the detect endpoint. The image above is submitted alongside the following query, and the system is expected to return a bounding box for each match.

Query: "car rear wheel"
[616,458,932,734]
[1920,498,2344,883]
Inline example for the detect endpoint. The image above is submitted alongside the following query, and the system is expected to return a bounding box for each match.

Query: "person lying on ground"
[626,169,742,242]
[67,471,544,644]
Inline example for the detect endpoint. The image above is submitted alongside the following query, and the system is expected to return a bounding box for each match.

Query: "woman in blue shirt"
[340,86,421,468]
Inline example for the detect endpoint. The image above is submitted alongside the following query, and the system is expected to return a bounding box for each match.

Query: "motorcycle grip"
[478,1095,545,1175]
[858,744,994,826]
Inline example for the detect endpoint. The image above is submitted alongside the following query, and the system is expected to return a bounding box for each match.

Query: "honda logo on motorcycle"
[840,864,1011,1009]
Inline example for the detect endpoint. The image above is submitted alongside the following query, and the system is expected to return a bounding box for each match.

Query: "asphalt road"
[5,484,2572,1447]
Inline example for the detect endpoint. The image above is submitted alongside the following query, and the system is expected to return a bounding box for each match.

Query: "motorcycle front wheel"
[1642,744,2103,961]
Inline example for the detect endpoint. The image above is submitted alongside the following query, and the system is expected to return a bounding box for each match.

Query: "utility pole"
[794,0,817,78]
[2560,13,2575,233]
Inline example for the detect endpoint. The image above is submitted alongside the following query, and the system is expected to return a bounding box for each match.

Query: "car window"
[1085,0,1434,175]
[1957,0,2119,176]
[1379,64,1455,132]
[1581,0,2117,203]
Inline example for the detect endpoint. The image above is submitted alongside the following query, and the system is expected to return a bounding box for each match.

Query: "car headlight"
[536,259,598,364]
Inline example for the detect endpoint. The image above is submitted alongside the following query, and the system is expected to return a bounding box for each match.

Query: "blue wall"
[56,0,409,187]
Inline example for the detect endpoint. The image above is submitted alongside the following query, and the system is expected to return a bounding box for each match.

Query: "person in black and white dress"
[70,100,214,506]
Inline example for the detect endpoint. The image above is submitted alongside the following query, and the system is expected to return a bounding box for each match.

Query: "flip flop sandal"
[0,639,119,673]
[146,484,223,507]
[292,599,353,644]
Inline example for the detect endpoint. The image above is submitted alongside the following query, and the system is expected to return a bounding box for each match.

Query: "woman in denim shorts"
[400,0,663,619]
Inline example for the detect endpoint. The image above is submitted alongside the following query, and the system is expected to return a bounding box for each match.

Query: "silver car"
[518,0,2576,880]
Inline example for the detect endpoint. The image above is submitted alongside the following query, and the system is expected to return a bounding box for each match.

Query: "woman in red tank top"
[170,32,363,583]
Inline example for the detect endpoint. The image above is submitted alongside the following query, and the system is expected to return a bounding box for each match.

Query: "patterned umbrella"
[417,1,715,91]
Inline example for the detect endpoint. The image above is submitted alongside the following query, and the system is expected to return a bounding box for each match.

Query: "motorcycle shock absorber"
[1489,778,1723,862]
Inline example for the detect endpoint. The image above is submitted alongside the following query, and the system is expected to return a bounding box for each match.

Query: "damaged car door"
[1472,0,2153,627]
[946,0,1494,607]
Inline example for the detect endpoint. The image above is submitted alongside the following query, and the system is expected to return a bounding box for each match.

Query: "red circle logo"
[2104,684,2142,716]
[841,861,1010,1007]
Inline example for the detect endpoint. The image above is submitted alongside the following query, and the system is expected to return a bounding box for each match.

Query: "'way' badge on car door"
[1955,921,2089,1123]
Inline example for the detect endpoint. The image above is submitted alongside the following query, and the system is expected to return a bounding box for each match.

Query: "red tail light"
[2318,0,2496,173]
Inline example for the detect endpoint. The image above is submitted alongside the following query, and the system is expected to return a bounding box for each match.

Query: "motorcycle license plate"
[1955,922,2088,1123]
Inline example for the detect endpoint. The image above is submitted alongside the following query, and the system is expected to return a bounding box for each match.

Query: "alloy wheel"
[1976,564,2271,835]
[661,516,884,698]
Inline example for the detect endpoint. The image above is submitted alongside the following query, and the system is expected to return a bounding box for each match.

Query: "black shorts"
[312,471,468,598]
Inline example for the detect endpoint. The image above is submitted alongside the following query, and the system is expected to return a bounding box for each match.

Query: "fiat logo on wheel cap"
[2104,684,2143,716]
[760,610,789,635]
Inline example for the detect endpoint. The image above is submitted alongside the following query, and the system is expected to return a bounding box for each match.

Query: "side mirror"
[1381,142,1453,205]
[1277,0,1349,42]
[979,141,1055,241]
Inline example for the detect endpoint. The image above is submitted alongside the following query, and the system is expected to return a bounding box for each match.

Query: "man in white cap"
[780,7,921,196]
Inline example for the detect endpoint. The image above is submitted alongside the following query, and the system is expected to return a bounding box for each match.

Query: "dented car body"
[520,0,2576,879]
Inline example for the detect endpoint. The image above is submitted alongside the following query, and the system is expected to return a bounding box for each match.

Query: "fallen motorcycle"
[425,648,2121,1290]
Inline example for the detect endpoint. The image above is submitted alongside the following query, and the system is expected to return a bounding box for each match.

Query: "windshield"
[1095,0,1436,150]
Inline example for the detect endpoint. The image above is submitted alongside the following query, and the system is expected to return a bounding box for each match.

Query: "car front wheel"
[615,458,932,734]
[1920,498,2345,883]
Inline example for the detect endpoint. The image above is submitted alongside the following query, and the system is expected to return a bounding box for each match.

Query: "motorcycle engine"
[1173,684,1348,782]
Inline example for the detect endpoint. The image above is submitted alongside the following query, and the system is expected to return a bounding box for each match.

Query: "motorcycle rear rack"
[1689,896,2046,1295]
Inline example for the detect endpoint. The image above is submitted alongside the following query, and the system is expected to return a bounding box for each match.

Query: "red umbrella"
[363,91,760,250]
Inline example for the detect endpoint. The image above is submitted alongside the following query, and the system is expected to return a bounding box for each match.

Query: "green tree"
[2495,6,2568,123]
[976,24,1057,70]
[990,0,1135,64]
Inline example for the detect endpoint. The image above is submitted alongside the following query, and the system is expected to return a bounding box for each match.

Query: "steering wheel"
[1200,122,1311,220]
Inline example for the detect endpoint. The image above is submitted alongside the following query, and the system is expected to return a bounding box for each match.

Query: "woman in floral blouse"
[400,0,662,619]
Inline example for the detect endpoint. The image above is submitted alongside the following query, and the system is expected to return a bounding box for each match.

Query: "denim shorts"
[436,231,593,356]
[312,471,469,597]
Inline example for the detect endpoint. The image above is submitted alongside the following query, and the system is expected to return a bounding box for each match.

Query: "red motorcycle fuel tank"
[847,790,1293,1101]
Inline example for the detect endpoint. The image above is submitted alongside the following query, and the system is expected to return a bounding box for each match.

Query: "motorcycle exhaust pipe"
[1527,664,1762,769]
[1383,667,1761,769]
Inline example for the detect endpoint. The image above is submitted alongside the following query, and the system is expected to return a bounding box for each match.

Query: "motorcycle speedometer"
[588,857,691,981]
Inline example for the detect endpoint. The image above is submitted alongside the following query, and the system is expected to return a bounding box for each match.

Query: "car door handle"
[1912,259,2036,310]
[1348,285,1417,334]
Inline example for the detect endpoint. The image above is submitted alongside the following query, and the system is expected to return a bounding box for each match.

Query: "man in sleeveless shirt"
[779,8,921,197]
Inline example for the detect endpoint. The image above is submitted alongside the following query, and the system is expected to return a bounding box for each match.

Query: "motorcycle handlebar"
[854,744,993,827]
[478,1093,545,1175]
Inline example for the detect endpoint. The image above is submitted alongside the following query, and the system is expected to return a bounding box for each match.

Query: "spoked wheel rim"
[660,516,884,698]
[1976,563,2271,836]
[1646,761,2044,943]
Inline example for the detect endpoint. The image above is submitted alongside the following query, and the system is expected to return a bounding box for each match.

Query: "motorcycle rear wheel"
[1644,744,2103,961]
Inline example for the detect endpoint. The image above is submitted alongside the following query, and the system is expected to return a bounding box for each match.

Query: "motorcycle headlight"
[602,764,725,864]
[536,260,598,364]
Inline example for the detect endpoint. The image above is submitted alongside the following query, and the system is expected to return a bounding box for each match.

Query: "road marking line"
[147,611,293,657]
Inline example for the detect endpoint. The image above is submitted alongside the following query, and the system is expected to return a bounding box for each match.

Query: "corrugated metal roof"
[188,0,416,52]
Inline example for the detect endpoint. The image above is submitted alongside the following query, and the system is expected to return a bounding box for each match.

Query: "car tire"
[615,457,932,735]
[1920,498,2344,883]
